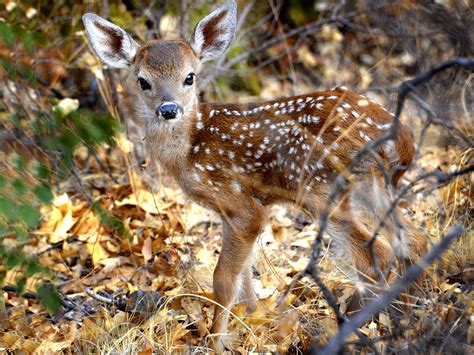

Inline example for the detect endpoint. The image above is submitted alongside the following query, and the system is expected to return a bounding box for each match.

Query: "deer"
[83,0,427,351]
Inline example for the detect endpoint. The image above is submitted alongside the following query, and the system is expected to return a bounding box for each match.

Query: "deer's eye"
[184,73,195,86]
[137,77,151,90]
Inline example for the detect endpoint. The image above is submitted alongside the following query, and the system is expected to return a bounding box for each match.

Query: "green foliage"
[12,178,27,197]
[217,46,262,96]
[0,21,15,47]
[0,244,48,275]
[0,244,61,313]
[15,278,26,296]
[18,204,40,228]
[34,163,50,180]
[33,109,120,170]
[33,184,53,204]
[0,197,14,221]
[0,3,121,314]
[109,3,147,38]
[0,164,57,237]
[37,283,62,314]
[0,175,6,190]
[285,0,318,26]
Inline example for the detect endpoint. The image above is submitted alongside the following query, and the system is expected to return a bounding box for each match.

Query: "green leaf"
[18,204,40,228]
[13,155,26,170]
[0,220,7,235]
[0,58,17,78]
[37,283,62,314]
[16,278,26,295]
[57,130,80,157]
[0,175,6,190]
[33,184,53,204]
[0,197,15,220]
[26,260,45,276]
[7,252,23,268]
[15,224,30,243]
[18,29,35,54]
[12,178,27,197]
[34,162,49,180]
[93,202,131,240]
[0,21,15,47]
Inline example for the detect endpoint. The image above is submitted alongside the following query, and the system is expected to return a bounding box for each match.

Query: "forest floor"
[0,111,472,353]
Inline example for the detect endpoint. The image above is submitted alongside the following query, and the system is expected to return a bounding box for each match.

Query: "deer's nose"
[157,102,180,120]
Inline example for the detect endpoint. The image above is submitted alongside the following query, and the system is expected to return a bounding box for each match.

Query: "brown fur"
[392,124,416,186]
[133,40,194,76]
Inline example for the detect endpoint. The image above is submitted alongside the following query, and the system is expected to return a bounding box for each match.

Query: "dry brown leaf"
[99,257,124,273]
[72,210,100,239]
[116,189,174,214]
[88,238,111,266]
[34,322,77,352]
[38,207,62,234]
[49,209,75,243]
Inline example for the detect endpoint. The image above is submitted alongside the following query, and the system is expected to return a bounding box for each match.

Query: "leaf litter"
[1,120,472,354]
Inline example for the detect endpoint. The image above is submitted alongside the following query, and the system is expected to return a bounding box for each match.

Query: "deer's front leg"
[240,263,257,313]
[210,201,266,351]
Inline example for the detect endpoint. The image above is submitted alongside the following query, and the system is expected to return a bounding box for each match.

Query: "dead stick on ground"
[312,224,465,355]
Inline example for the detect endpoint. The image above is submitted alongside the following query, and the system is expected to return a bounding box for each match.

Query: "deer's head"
[83,1,237,129]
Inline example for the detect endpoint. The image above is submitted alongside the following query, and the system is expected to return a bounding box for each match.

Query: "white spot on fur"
[231,180,241,192]
[195,163,205,171]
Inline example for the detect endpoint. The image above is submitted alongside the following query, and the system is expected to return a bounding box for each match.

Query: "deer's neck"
[145,101,202,175]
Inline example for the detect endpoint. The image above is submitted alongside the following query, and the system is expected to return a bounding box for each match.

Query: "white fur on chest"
[146,121,191,170]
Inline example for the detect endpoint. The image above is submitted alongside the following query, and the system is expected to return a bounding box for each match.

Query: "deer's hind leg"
[350,173,427,277]
[302,188,395,314]
[344,173,428,312]
[327,201,396,313]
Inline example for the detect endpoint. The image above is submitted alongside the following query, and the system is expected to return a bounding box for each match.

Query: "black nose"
[157,102,179,120]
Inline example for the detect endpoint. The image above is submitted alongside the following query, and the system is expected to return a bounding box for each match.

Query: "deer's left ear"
[82,13,139,69]
[189,0,237,62]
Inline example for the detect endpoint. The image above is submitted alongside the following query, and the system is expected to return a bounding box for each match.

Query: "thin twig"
[84,287,114,304]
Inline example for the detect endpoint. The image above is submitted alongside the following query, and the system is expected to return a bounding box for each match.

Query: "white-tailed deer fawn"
[83,1,427,350]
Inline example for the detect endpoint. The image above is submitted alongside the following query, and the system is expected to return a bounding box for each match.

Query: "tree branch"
[313,224,465,355]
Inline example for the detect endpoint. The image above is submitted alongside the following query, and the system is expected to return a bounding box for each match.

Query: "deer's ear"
[82,13,139,69]
[189,0,237,62]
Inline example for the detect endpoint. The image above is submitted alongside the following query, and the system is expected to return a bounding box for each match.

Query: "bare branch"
[313,224,465,355]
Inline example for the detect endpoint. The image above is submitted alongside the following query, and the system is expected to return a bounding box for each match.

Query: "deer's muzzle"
[156,102,183,120]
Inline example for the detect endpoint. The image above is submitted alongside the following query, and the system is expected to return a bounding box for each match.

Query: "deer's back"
[183,88,409,209]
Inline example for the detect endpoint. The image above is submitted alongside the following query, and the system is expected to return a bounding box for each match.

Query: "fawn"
[83,0,427,350]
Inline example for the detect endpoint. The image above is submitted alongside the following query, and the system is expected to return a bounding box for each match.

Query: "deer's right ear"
[82,13,139,69]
